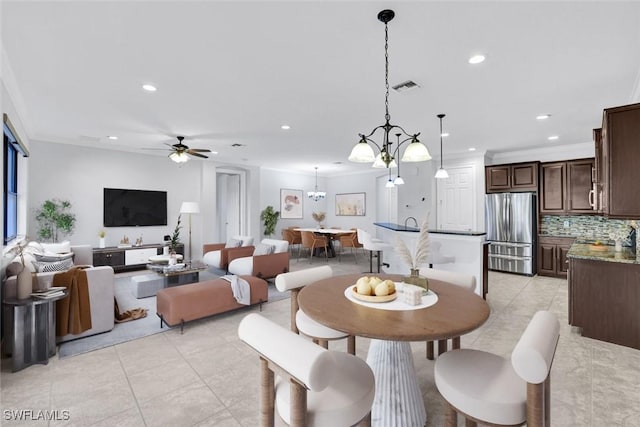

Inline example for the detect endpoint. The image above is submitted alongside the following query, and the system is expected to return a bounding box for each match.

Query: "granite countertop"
[373,222,486,236]
[567,243,639,264]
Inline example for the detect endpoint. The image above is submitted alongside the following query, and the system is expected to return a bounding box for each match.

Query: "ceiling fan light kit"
[348,9,432,186]
[154,136,212,163]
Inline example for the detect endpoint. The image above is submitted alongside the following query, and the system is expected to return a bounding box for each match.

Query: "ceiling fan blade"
[188,151,209,159]
[188,148,212,153]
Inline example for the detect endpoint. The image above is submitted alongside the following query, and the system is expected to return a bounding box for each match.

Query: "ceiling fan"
[146,136,212,163]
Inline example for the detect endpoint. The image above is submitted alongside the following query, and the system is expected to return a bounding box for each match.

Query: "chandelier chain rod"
[384,21,390,123]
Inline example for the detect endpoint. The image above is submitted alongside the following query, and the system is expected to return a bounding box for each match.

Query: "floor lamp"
[179,201,200,266]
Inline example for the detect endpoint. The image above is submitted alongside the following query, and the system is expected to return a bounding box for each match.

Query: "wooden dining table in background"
[298,273,490,427]
[294,228,353,258]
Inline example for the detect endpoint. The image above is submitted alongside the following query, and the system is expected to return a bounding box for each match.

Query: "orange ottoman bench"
[156,276,268,333]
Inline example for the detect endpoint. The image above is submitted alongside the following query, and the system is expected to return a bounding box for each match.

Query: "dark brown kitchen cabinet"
[569,257,640,350]
[485,162,538,193]
[538,236,573,278]
[600,103,640,218]
[539,159,594,214]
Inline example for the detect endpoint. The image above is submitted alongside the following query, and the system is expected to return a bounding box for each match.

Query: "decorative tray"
[351,286,397,303]
[588,244,609,252]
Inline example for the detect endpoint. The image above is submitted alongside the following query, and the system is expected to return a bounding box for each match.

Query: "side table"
[2,291,67,372]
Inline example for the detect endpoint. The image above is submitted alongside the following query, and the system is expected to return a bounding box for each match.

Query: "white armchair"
[202,235,255,270]
[228,239,289,280]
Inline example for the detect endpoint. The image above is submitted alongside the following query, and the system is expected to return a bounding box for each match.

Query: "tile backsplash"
[540,215,637,247]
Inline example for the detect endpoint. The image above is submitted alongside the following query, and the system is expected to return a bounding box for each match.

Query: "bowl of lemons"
[352,276,397,303]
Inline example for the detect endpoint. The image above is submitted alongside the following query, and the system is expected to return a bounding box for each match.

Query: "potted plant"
[35,199,76,242]
[260,206,279,237]
[98,230,106,248]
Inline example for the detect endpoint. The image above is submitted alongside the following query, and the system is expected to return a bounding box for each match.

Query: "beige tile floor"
[2,252,640,426]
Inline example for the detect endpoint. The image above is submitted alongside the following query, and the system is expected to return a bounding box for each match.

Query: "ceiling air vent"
[392,80,420,92]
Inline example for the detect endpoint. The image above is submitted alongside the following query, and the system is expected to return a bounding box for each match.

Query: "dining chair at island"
[434,310,559,427]
[238,313,375,427]
[275,266,356,354]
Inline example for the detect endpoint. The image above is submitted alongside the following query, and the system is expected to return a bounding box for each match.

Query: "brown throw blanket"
[54,266,92,336]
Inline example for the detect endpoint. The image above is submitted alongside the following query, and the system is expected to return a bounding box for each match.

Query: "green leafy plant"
[260,206,280,237]
[35,199,76,242]
[169,214,182,252]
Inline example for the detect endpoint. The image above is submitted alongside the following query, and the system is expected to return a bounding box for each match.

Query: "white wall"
[486,142,594,165]
[26,141,260,260]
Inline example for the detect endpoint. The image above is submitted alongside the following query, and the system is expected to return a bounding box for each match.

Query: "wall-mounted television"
[103,188,167,227]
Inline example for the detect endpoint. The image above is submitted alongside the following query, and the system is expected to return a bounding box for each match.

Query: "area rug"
[58,270,289,358]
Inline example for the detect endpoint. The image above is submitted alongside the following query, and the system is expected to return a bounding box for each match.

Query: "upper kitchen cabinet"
[485,162,539,193]
[540,159,594,214]
[600,103,640,218]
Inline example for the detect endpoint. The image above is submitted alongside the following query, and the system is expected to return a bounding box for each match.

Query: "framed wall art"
[280,188,303,219]
[335,192,366,216]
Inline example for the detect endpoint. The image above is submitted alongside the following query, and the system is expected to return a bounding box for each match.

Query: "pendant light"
[434,114,449,179]
[393,133,405,185]
[348,9,432,181]
[307,167,326,201]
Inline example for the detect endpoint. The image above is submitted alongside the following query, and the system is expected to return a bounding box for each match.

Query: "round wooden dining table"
[298,273,490,427]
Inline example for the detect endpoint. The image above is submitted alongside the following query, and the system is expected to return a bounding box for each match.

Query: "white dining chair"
[275,266,356,354]
[238,313,375,427]
[419,268,476,359]
[434,310,560,427]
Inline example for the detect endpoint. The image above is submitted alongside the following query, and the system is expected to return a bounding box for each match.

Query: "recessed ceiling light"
[468,147,476,152]
[107,135,118,140]
[468,54,486,64]
[536,114,551,120]
[548,135,559,141]
[440,132,450,137]
[142,84,157,92]
[281,125,291,130]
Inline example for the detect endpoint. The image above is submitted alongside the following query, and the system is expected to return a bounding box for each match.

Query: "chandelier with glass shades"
[348,9,432,185]
[307,167,326,201]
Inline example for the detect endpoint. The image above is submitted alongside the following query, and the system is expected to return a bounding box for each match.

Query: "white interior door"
[216,172,241,242]
[436,165,476,231]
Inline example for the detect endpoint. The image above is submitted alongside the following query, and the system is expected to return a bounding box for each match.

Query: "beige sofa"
[3,244,114,345]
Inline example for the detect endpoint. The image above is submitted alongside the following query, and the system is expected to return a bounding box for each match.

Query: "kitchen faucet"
[404,216,418,229]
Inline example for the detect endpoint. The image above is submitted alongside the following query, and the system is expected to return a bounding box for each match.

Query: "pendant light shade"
[435,114,448,179]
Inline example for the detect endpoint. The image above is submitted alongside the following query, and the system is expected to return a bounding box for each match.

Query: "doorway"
[216,169,247,242]
[435,164,476,231]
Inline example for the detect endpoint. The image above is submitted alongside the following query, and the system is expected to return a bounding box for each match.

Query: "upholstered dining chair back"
[238,313,375,427]
[299,231,328,263]
[275,266,356,355]
[434,310,560,427]
[420,268,476,359]
[275,265,332,333]
[420,268,476,293]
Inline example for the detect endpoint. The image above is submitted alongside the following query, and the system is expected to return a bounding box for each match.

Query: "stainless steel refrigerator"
[485,192,537,275]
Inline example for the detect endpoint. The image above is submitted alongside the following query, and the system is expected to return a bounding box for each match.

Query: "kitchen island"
[374,223,487,297]
[567,243,639,350]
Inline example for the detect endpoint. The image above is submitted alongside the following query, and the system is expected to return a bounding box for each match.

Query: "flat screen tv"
[103,188,167,227]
